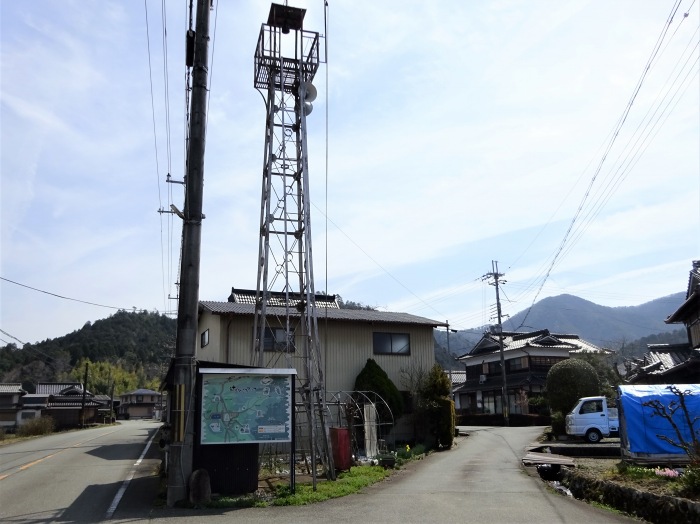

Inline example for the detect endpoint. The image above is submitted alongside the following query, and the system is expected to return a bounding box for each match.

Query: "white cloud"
[1,0,697,344]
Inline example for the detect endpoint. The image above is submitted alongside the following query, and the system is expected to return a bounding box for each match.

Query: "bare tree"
[400,363,428,411]
[642,385,700,464]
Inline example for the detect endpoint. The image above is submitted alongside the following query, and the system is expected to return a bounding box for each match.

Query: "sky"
[1,0,699,346]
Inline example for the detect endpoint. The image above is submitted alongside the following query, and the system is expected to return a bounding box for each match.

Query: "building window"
[482,391,500,414]
[530,356,566,370]
[264,327,295,352]
[21,411,36,420]
[201,329,209,348]
[137,396,143,403]
[373,332,410,355]
[483,361,500,375]
[507,356,528,372]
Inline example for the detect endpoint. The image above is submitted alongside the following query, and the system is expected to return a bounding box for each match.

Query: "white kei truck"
[565,396,619,443]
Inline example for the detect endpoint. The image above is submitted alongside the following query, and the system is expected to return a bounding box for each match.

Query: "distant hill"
[0,310,175,390]
[434,292,688,368]
[502,292,685,347]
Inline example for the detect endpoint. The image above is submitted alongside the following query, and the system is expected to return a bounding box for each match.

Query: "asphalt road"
[0,419,162,523]
[127,425,637,524]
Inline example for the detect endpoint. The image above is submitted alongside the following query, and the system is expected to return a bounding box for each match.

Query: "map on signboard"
[200,373,293,445]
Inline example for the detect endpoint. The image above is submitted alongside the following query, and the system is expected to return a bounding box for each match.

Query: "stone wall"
[562,469,700,524]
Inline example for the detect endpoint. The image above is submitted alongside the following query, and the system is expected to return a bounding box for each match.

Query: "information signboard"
[199,368,295,445]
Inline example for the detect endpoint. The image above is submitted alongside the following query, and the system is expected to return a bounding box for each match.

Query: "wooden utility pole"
[166,0,211,507]
[484,261,509,427]
[109,381,115,423]
[80,361,89,427]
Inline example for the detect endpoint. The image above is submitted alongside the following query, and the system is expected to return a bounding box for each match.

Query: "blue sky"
[1,0,699,345]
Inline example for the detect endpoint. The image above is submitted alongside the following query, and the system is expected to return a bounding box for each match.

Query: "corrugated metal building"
[196,288,446,394]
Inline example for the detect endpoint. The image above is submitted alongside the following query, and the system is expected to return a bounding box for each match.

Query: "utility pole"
[167,0,211,507]
[109,380,115,423]
[484,261,509,427]
[80,361,88,427]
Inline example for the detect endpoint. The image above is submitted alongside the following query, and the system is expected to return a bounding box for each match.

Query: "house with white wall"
[0,383,26,431]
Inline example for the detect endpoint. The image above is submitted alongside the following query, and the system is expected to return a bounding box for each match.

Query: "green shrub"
[420,365,451,400]
[17,416,55,437]
[0,427,5,440]
[550,411,566,436]
[432,397,455,449]
[528,395,550,415]
[546,359,600,414]
[410,443,426,456]
[354,359,403,421]
[679,466,700,497]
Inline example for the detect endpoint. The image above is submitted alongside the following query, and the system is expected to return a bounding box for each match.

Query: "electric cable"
[512,8,696,302]
[1,277,133,311]
[144,0,170,317]
[515,3,695,329]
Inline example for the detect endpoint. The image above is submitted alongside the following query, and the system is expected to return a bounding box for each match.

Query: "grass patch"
[588,500,628,516]
[17,416,55,437]
[272,466,391,506]
[211,465,392,508]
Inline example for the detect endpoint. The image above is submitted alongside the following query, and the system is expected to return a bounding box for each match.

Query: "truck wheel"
[585,429,602,443]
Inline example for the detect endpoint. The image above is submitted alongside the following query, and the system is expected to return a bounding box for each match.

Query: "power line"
[515,2,695,328]
[144,0,170,317]
[0,328,25,346]
[0,328,73,374]
[1,276,132,310]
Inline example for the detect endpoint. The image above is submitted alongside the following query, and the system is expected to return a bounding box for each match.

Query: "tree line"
[0,310,175,394]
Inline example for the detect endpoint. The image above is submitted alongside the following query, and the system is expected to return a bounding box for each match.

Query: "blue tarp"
[618,384,700,456]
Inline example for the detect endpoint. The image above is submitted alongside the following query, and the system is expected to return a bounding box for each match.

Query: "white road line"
[105,429,158,520]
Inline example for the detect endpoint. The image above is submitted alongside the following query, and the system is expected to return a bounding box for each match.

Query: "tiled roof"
[227,287,340,308]
[461,330,603,358]
[200,301,446,327]
[47,395,101,408]
[0,383,25,394]
[624,345,697,381]
[124,388,160,396]
[36,383,84,395]
[666,260,700,324]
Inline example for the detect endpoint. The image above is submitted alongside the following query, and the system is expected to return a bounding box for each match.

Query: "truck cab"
[565,396,619,443]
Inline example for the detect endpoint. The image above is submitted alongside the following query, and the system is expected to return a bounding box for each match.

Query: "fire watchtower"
[252,3,333,481]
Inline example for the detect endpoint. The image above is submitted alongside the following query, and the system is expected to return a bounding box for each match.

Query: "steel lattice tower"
[252,3,333,480]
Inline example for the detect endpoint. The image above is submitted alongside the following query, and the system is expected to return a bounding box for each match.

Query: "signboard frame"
[199,367,296,445]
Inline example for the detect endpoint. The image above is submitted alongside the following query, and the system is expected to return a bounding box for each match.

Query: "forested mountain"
[501,292,685,348]
[0,310,175,393]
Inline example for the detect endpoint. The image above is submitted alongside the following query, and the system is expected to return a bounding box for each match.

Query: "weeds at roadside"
[17,417,55,437]
[208,465,391,508]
